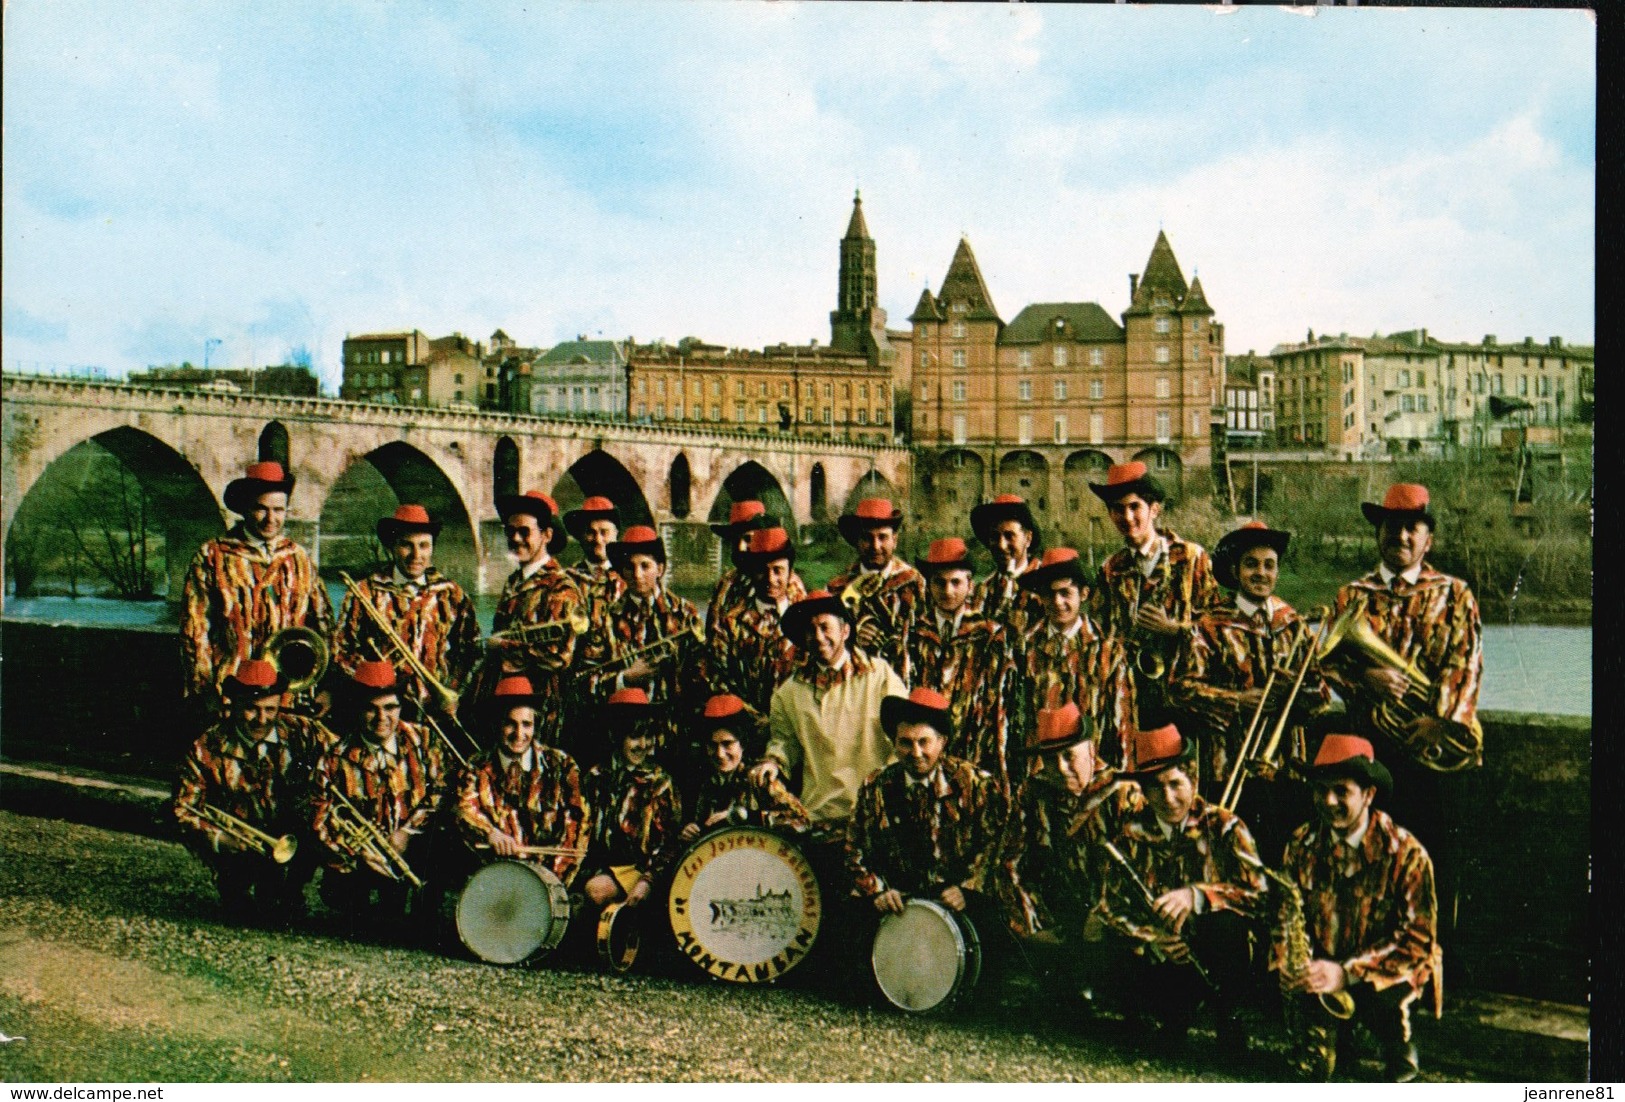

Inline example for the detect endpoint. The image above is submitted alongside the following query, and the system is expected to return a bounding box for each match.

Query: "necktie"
[505,760,525,791]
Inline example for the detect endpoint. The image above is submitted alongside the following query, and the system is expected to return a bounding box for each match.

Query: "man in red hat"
[704,499,784,642]
[487,490,586,745]
[827,497,927,673]
[578,525,702,773]
[1169,520,1328,842]
[173,658,333,922]
[562,495,626,604]
[970,493,1045,637]
[311,661,448,926]
[678,693,809,844]
[1015,548,1134,774]
[1088,461,1219,728]
[453,675,591,887]
[333,504,481,722]
[1272,734,1438,1083]
[705,526,804,717]
[580,688,682,915]
[903,537,1018,793]
[181,459,332,714]
[1093,724,1264,1051]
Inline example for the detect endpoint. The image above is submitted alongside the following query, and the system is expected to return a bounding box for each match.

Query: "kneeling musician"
[679,693,809,845]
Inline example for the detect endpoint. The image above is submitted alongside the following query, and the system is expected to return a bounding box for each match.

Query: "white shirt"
[519,551,551,580]
[756,596,790,616]
[1045,617,1085,642]
[1132,534,1167,577]
[393,567,427,591]
[1005,557,1030,578]
[497,747,535,774]
[934,610,965,639]
[1377,562,1424,587]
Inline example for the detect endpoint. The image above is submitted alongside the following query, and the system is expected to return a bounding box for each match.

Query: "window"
[1156,411,1171,443]
[857,409,868,424]
[735,405,746,423]
[842,383,851,400]
[1054,346,1068,367]
[1191,319,1201,333]
[673,403,684,420]
[951,301,968,314]
[1155,317,1171,334]
[1155,346,1170,364]
[803,407,813,423]
[694,380,703,398]
[1192,411,1203,435]
[1018,380,1032,401]
[921,383,930,401]
[657,378,667,397]
[953,413,967,444]
[1090,348,1103,367]
[952,350,966,368]
[381,350,393,365]
[1018,414,1033,445]
[1090,412,1104,444]
[874,408,885,425]
[1155,377,1170,399]
[655,403,665,420]
[1401,395,1415,413]
[759,404,768,424]
[636,402,647,417]
[1416,370,1426,387]
[1419,395,1429,413]
[759,381,769,397]
[1054,380,1068,401]
[952,380,967,402]
[1090,379,1104,400]
[1494,374,1504,393]
[952,322,967,339]
[822,407,832,424]
[410,387,422,401]
[1343,389,1354,409]
[859,383,869,400]
[920,351,929,368]
[1343,363,1354,384]
[1054,415,1068,444]
[711,404,721,421]
[1398,369,1411,387]
[736,380,746,398]
[823,383,833,399]
[1018,349,1032,369]
[781,382,791,398]
[1519,376,1529,396]
[711,380,722,397]
[1539,376,1552,397]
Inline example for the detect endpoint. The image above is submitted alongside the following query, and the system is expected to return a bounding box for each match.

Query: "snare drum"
[871,898,982,1013]
[596,900,641,973]
[667,826,822,983]
[455,859,572,966]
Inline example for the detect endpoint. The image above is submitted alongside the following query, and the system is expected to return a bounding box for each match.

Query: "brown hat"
[1213,520,1291,590]
[970,493,1042,552]
[838,497,905,545]
[916,537,975,576]
[1361,483,1435,530]
[376,503,441,545]
[1088,461,1165,505]
[224,460,295,515]
[1018,547,1090,593]
[880,687,954,740]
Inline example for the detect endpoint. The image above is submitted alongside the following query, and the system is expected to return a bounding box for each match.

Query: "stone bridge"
[1,373,912,598]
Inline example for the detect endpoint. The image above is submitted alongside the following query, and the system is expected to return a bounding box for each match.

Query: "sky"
[1,2,1595,395]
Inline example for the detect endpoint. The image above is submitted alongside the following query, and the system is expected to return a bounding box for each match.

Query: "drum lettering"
[794,928,814,949]
[673,896,687,916]
[696,950,718,972]
[675,929,696,952]
[754,961,775,981]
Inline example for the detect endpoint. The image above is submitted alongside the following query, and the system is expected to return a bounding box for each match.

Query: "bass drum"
[455,859,572,966]
[871,898,982,1013]
[667,826,822,983]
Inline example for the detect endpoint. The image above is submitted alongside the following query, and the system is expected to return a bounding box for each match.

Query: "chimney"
[1549,336,1563,350]
[1484,334,1496,347]
[1129,273,1139,298]
[1419,328,1428,345]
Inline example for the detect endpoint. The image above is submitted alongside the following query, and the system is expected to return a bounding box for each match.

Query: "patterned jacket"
[1169,595,1330,787]
[455,746,591,884]
[173,714,335,853]
[706,597,799,716]
[1016,618,1135,775]
[334,568,482,709]
[845,755,1009,900]
[180,529,333,703]
[1324,565,1483,766]
[1000,769,1144,937]
[903,609,1019,792]
[978,560,1046,640]
[1096,796,1265,945]
[488,558,586,736]
[689,767,810,835]
[581,588,703,755]
[1093,531,1219,711]
[583,759,681,879]
[567,560,627,671]
[1274,809,1441,1011]
[827,559,928,674]
[311,722,446,876]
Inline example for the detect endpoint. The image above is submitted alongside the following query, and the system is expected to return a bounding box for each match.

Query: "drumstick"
[476,843,589,859]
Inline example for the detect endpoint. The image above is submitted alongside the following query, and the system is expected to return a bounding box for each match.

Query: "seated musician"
[580,688,682,914]
[704,499,781,640]
[1092,724,1264,1051]
[678,693,809,845]
[706,526,804,717]
[311,661,447,927]
[453,675,591,889]
[904,537,1018,793]
[970,493,1045,637]
[333,504,481,721]
[827,498,927,674]
[1272,734,1439,1083]
[1169,521,1328,854]
[173,659,332,923]
[1015,548,1133,773]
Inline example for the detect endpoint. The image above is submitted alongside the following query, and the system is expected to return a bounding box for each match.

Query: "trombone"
[1220,608,1331,814]
[324,786,424,887]
[573,621,703,681]
[197,803,298,863]
[487,608,590,644]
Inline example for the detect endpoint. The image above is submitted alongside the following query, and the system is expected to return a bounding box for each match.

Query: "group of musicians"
[171,456,1483,1082]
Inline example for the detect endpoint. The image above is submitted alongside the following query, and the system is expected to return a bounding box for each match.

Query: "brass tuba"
[264,627,329,694]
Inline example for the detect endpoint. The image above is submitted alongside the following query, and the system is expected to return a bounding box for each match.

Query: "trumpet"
[197,803,298,863]
[1220,608,1331,814]
[338,571,462,717]
[264,626,329,695]
[487,608,590,644]
[324,786,424,887]
[574,621,703,681]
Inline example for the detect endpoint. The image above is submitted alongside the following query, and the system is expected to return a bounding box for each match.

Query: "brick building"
[339,330,485,407]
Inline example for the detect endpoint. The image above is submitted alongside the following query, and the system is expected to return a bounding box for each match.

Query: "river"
[2,591,1592,717]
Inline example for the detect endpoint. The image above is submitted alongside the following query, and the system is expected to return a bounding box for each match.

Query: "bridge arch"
[842,468,899,516]
[493,437,520,500]
[707,460,795,539]
[996,450,1051,514]
[5,427,220,602]
[318,442,480,595]
[1061,449,1113,516]
[809,463,828,522]
[552,450,655,542]
[258,421,290,468]
[1131,447,1184,497]
[932,448,985,510]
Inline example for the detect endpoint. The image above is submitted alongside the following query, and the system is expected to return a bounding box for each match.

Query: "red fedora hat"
[734,526,796,572]
[376,503,442,545]
[1308,733,1393,793]
[970,493,1042,552]
[1017,547,1091,593]
[709,499,779,539]
[1017,701,1095,757]
[607,524,666,567]
[222,658,287,702]
[1088,461,1165,505]
[837,497,905,545]
[223,460,296,515]
[563,495,620,539]
[1123,724,1195,777]
[915,537,975,576]
[1360,483,1435,529]
[879,686,954,739]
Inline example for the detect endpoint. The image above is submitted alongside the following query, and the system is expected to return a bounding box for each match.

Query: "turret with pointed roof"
[830,190,890,363]
[1180,275,1213,316]
[1124,229,1189,316]
[937,237,1002,326]
[909,285,943,324]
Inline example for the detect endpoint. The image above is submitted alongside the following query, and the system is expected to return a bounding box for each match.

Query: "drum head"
[597,901,641,973]
[456,860,563,965]
[871,899,972,1013]
[668,826,822,983]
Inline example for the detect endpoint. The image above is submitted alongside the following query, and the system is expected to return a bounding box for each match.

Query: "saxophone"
[1245,851,1355,1020]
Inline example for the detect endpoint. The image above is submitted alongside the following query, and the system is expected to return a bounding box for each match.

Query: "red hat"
[970,493,1042,553]
[880,686,954,739]
[710,499,779,538]
[496,490,569,554]
[1213,520,1291,590]
[346,660,399,696]
[1018,546,1091,593]
[607,524,666,567]
[1019,702,1095,757]
[605,685,653,734]
[1361,483,1435,529]
[1309,733,1392,792]
[222,658,286,702]
[1088,460,1165,505]
[780,588,853,644]
[490,675,540,707]
[563,495,620,539]
[223,459,296,515]
[838,497,905,544]
[734,526,796,572]
[916,537,975,576]
[698,693,750,734]
[1123,724,1195,777]
[376,503,442,545]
